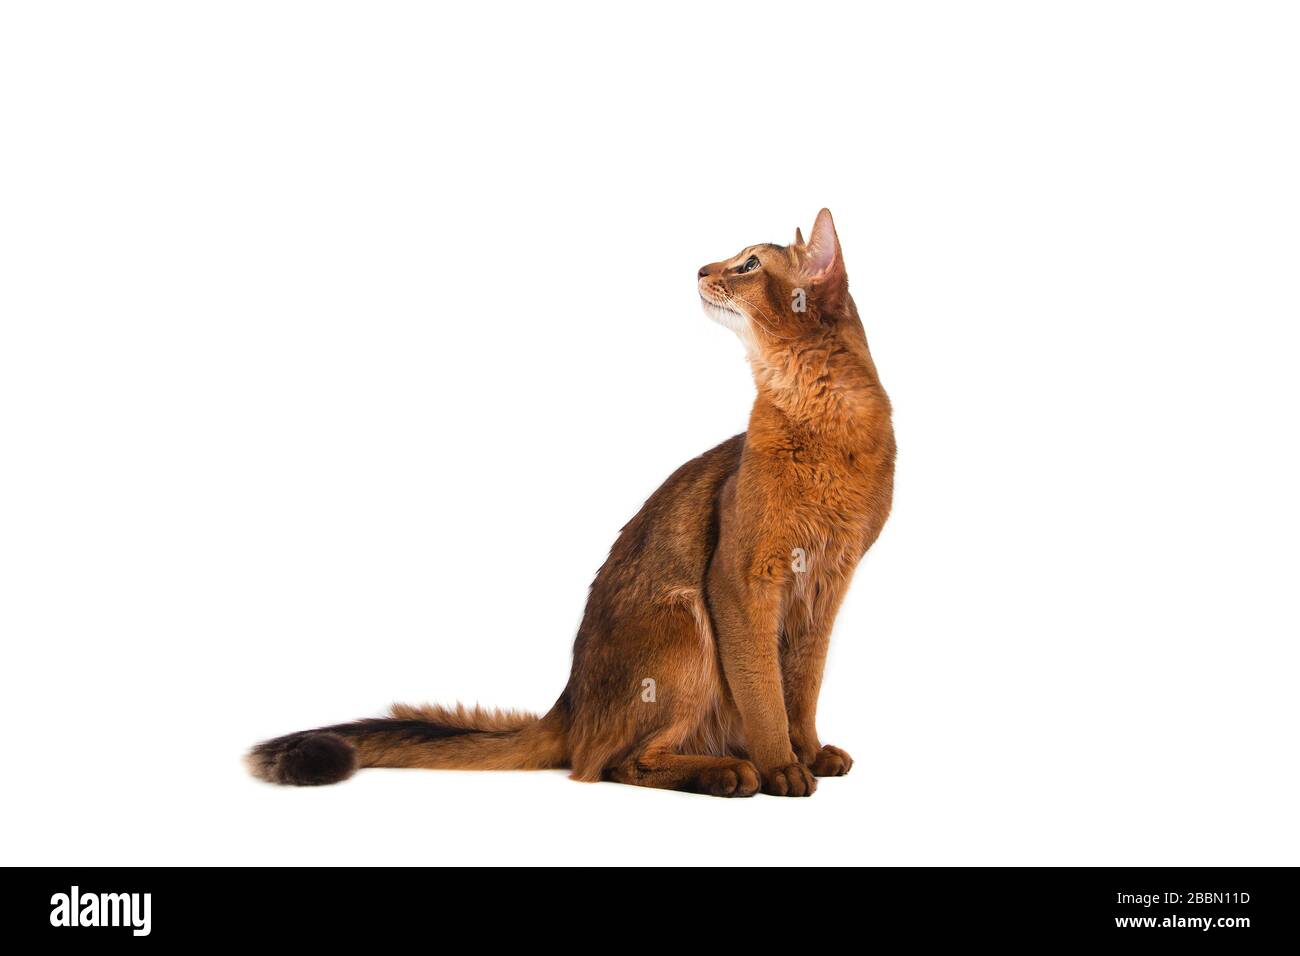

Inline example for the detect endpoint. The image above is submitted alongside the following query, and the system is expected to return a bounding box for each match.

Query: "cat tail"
[245,702,569,786]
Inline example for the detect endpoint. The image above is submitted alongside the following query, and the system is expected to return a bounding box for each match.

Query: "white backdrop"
[3,2,1297,866]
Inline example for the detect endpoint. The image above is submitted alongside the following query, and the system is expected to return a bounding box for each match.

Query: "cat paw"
[762,762,817,797]
[696,759,760,797]
[809,744,853,777]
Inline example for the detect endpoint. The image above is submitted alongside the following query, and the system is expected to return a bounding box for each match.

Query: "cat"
[247,209,895,797]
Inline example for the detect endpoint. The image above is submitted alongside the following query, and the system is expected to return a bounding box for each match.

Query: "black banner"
[11,867,1296,944]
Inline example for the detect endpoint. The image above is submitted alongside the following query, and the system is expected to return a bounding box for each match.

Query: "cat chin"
[699,296,752,338]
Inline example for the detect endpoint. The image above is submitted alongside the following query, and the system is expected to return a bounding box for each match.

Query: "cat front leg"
[708,557,817,797]
[782,592,854,777]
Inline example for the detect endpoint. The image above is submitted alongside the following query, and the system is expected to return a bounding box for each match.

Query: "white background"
[3,2,1297,866]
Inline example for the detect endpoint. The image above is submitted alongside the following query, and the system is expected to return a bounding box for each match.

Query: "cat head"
[697,208,848,351]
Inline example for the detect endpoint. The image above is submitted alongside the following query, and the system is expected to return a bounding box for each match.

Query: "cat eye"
[738,255,760,273]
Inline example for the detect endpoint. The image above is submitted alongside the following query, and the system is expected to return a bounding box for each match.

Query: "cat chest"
[739,442,893,580]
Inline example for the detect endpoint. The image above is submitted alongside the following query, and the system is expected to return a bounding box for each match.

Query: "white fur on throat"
[700,296,757,354]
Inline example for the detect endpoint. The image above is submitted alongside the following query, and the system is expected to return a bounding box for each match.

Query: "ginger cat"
[248,209,894,797]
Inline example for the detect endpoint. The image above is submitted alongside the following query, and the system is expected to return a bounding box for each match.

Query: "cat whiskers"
[724,292,797,342]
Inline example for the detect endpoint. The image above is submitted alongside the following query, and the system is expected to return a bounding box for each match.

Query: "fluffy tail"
[246,703,568,786]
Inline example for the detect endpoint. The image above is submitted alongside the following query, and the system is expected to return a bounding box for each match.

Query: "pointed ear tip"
[807,207,840,259]
[805,208,844,273]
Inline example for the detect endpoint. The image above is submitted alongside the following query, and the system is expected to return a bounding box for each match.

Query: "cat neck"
[746,304,887,437]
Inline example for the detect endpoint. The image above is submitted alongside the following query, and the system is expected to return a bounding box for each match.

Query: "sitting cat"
[247,209,895,797]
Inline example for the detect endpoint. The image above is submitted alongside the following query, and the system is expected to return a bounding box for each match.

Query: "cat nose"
[698,265,710,278]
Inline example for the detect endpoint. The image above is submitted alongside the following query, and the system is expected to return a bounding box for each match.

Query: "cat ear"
[793,227,805,248]
[804,208,842,280]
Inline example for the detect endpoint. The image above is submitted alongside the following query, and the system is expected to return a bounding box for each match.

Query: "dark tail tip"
[245,731,358,786]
